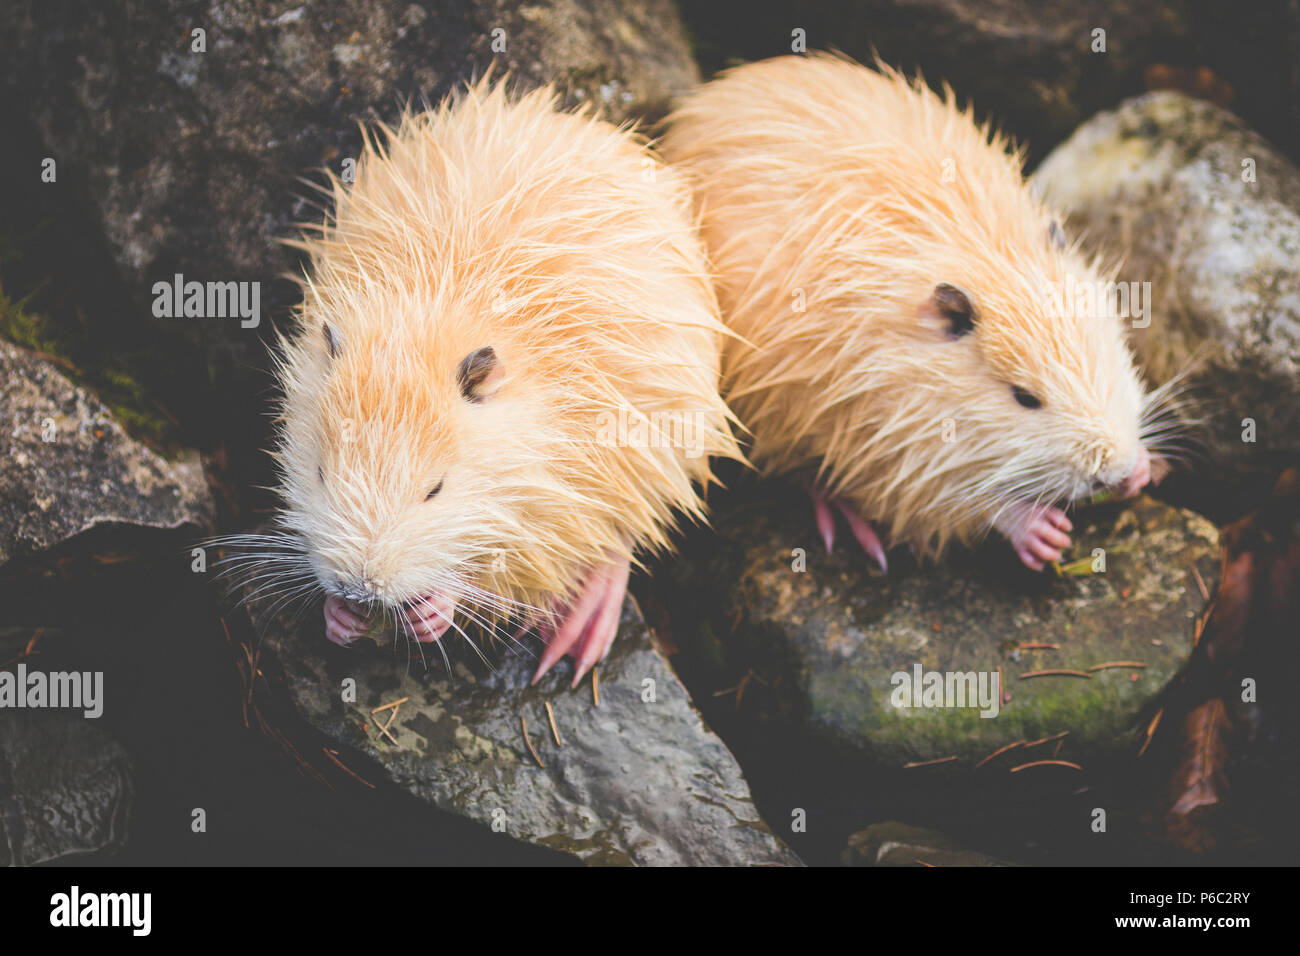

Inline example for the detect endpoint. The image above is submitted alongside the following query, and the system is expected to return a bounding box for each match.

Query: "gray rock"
[0,712,133,866]
[676,487,1217,769]
[0,340,213,567]
[248,588,800,866]
[0,0,699,308]
[1032,91,1300,471]
[855,0,1191,159]
[843,821,1013,866]
[683,2,1300,167]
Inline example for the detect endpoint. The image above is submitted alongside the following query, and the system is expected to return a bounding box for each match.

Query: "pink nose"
[1116,445,1151,499]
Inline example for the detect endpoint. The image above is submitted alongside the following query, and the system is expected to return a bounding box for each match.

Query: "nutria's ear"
[323,323,342,359]
[1048,219,1067,252]
[922,283,976,337]
[457,346,505,402]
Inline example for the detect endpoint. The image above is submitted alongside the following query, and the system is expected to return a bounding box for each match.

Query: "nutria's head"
[273,300,532,620]
[908,219,1154,519]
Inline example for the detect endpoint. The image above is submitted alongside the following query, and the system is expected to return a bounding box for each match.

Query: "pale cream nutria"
[246,77,741,683]
[661,53,1181,571]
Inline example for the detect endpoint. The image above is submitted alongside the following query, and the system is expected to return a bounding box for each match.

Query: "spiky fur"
[263,78,740,635]
[663,54,1173,556]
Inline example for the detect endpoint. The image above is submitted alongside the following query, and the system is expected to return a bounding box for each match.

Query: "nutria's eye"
[425,479,443,501]
[932,283,975,337]
[1012,385,1043,409]
[318,465,324,484]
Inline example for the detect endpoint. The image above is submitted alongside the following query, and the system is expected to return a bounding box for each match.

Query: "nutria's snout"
[329,574,382,608]
[1096,445,1151,499]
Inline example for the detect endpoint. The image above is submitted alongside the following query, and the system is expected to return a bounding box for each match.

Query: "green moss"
[0,282,62,354]
[0,278,180,451]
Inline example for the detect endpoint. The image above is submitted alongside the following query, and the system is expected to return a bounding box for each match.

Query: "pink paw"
[324,594,369,646]
[530,557,631,686]
[1116,445,1152,499]
[809,486,888,573]
[401,591,456,644]
[1008,506,1073,572]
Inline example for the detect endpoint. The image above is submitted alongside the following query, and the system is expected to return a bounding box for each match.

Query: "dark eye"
[425,479,443,501]
[318,465,325,484]
[1012,386,1042,409]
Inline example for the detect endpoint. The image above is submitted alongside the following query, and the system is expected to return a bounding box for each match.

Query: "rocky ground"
[2,0,1298,866]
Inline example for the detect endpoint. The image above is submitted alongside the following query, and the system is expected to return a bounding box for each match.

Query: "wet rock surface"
[1033,91,1300,471]
[248,590,800,866]
[0,688,133,866]
[0,340,213,567]
[843,821,1013,866]
[0,0,699,311]
[659,485,1218,768]
[680,1,1300,168]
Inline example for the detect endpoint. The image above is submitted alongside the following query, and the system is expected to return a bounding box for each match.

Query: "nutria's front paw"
[1115,445,1152,499]
[1007,506,1073,571]
[324,594,369,646]
[401,591,456,643]
[531,557,631,686]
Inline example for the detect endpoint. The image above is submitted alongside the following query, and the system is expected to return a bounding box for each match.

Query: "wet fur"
[233,78,741,649]
[663,54,1181,556]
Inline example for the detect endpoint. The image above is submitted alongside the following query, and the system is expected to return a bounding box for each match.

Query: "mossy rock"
[682,486,1217,770]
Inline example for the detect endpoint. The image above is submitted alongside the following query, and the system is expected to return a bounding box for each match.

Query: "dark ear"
[457,346,505,402]
[1048,219,1067,252]
[323,323,341,359]
[921,283,976,337]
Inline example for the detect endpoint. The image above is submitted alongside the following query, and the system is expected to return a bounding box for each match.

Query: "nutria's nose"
[341,576,382,604]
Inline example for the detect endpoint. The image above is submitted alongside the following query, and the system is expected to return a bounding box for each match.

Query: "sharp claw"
[811,489,836,552]
[531,558,631,685]
[570,563,629,686]
[809,484,890,570]
[570,622,605,687]
[531,623,567,684]
[834,500,888,573]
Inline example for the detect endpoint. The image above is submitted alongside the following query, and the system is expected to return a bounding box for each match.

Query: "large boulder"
[0,340,213,567]
[245,586,801,866]
[679,1,1300,167]
[1032,91,1300,473]
[659,485,1218,769]
[0,0,700,315]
